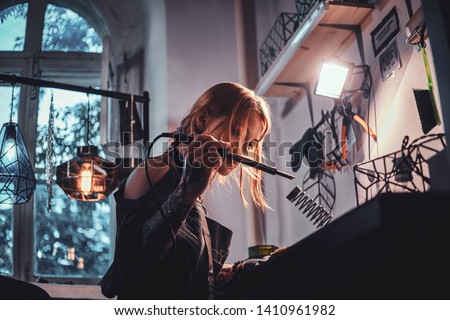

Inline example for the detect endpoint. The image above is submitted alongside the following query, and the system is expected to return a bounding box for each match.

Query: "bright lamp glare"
[315,63,350,99]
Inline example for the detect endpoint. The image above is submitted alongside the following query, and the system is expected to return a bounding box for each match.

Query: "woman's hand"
[215,263,234,286]
[179,134,230,201]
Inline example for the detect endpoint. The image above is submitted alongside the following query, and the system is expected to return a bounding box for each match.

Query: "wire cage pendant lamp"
[56,95,118,201]
[0,85,37,204]
[56,145,118,201]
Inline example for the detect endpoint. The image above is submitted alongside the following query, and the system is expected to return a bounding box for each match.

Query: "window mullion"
[23,0,46,52]
[13,55,40,281]
[13,0,47,280]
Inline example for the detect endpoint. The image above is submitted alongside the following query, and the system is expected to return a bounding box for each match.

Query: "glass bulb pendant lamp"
[56,145,118,201]
[0,84,36,204]
[0,122,37,204]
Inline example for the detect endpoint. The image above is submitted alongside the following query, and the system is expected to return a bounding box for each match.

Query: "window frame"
[0,0,111,285]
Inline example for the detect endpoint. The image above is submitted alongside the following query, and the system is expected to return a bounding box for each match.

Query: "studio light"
[315,58,370,100]
[314,58,376,171]
[315,60,351,99]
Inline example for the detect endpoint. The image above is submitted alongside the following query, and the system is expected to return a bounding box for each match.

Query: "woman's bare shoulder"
[123,156,171,199]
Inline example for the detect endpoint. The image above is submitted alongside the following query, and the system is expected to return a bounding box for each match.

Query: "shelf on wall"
[255,1,374,98]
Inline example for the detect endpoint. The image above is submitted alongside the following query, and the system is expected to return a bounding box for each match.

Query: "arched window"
[0,3,28,51]
[0,0,112,284]
[42,4,103,52]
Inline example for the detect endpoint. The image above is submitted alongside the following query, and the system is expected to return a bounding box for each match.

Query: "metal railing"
[259,12,299,76]
[259,0,376,77]
[259,0,321,76]
[295,0,321,25]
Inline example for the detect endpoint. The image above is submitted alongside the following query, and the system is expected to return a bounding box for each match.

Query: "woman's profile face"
[216,110,265,176]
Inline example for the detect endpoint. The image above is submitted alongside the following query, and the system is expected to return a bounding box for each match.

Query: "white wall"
[103,0,260,263]
[158,0,309,262]
[162,0,249,262]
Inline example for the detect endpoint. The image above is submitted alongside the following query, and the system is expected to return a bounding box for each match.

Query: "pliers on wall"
[335,96,377,162]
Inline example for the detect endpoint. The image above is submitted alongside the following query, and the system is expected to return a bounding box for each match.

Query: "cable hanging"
[46,89,55,211]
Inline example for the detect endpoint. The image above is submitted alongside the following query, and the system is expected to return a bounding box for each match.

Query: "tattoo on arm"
[142,182,196,261]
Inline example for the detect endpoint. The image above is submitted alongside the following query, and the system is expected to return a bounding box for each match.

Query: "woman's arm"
[141,180,197,261]
[141,134,231,261]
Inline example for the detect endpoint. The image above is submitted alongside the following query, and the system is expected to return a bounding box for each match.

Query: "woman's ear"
[195,108,208,132]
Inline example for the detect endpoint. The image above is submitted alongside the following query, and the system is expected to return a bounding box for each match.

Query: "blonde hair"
[177,82,272,211]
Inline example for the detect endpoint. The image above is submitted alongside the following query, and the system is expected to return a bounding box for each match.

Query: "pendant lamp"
[0,85,36,204]
[56,145,118,201]
[56,95,118,201]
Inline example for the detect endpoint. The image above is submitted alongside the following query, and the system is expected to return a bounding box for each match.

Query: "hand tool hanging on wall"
[334,96,377,164]
[412,23,442,134]
[405,5,442,134]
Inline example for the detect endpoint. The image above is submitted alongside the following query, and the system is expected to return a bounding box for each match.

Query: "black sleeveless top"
[100,148,233,299]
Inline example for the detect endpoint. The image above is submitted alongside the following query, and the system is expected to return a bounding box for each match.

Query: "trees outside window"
[0,0,112,283]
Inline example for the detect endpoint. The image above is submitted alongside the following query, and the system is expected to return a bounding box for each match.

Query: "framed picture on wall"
[379,40,402,81]
[370,7,400,57]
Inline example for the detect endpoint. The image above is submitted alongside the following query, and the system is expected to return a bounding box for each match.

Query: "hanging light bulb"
[0,85,36,204]
[80,162,93,194]
[1,124,18,165]
[56,95,118,201]
[67,247,75,261]
[56,145,118,201]
[4,136,17,163]
[77,257,85,270]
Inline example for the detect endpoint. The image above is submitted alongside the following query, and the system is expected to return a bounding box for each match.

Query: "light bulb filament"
[80,167,93,194]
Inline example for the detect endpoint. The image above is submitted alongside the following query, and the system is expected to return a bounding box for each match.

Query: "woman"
[101,82,272,299]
